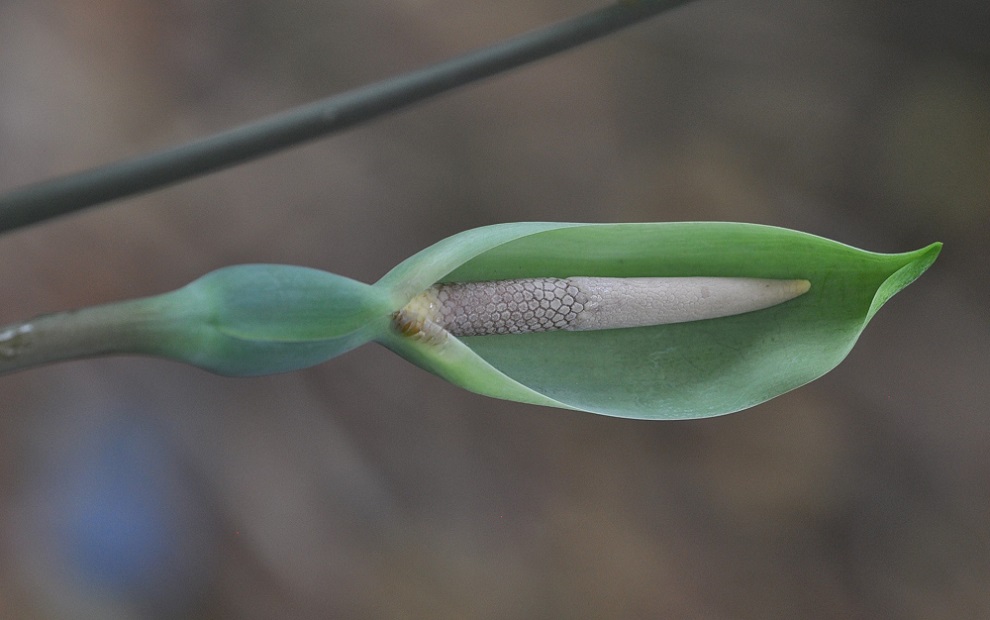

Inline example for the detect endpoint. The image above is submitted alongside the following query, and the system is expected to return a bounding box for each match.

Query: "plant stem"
[0,298,179,375]
[0,0,693,234]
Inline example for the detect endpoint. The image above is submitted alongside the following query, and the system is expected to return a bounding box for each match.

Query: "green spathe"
[374,222,939,419]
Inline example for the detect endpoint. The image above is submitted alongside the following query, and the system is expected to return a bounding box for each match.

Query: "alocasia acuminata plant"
[0,222,939,419]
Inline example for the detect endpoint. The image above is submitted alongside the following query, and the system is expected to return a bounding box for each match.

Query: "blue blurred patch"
[51,415,215,609]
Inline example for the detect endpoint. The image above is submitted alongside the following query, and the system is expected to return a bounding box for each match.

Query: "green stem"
[0,0,693,234]
[0,297,180,375]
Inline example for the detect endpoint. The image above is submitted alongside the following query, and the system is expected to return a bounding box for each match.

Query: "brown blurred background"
[0,1,988,618]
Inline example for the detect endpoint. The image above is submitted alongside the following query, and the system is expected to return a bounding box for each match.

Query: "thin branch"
[0,0,693,234]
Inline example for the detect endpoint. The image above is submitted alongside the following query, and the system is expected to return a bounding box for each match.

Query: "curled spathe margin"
[373,222,940,419]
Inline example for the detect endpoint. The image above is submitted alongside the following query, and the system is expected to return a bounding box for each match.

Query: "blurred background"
[0,0,987,617]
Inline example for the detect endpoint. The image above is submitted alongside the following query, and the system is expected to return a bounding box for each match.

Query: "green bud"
[0,223,939,419]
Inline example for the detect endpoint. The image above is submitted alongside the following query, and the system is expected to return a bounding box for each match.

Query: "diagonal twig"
[0,0,693,234]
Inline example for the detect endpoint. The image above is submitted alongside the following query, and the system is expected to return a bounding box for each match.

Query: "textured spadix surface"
[397,277,811,336]
[375,222,940,419]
